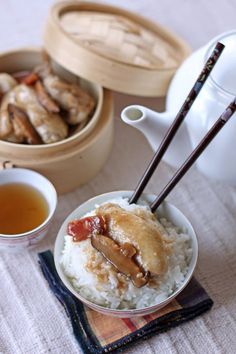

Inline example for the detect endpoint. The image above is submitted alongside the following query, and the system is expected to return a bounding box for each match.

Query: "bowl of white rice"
[54,191,198,317]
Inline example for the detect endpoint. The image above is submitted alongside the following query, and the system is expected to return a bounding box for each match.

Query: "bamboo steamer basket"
[44,1,191,96]
[0,48,113,194]
[0,2,190,193]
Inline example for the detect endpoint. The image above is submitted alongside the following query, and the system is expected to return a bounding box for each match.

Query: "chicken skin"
[96,204,169,275]
[0,84,68,144]
[14,84,68,143]
[0,73,17,94]
[36,61,95,125]
[0,89,23,142]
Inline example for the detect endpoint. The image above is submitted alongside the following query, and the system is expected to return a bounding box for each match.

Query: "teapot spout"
[121,105,170,151]
[121,105,192,168]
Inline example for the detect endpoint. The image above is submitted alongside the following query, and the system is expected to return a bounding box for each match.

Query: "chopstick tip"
[216,42,225,51]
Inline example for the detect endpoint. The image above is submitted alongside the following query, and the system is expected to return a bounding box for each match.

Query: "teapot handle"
[121,105,192,168]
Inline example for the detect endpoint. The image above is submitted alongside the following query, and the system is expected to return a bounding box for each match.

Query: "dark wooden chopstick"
[129,42,225,205]
[150,97,236,212]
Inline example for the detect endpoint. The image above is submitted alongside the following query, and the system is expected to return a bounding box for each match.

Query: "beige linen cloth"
[1,0,236,353]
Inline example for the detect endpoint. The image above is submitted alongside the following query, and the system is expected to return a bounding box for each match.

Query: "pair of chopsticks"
[129,42,236,212]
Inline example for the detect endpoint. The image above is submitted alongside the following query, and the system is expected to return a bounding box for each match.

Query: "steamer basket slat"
[43,1,191,97]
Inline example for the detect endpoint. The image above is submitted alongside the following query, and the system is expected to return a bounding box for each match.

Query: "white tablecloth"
[1,1,236,353]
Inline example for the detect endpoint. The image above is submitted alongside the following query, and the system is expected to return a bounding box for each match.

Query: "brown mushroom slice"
[8,103,42,144]
[91,234,149,288]
[35,80,60,113]
[97,204,168,275]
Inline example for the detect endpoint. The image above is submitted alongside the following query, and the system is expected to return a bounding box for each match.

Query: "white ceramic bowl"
[0,168,57,251]
[54,190,198,317]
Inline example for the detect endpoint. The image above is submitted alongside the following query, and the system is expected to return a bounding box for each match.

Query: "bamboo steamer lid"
[44,1,191,97]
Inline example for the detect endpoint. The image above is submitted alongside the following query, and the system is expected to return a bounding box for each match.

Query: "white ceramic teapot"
[121,30,236,184]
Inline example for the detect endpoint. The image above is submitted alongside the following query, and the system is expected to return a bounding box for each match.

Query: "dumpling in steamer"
[7,104,42,145]
[0,90,23,143]
[0,74,21,142]
[35,62,95,125]
[0,73,17,93]
[14,84,68,144]
[96,203,169,275]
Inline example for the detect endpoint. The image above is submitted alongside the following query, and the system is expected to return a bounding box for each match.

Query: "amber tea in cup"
[0,183,49,235]
[0,168,57,250]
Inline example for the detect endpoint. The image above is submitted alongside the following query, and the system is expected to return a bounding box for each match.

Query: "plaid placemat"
[38,250,213,354]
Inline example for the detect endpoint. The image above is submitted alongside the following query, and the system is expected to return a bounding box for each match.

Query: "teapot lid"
[43,1,191,97]
[206,31,236,96]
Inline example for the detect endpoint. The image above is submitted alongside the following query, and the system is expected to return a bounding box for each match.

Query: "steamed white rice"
[60,198,192,309]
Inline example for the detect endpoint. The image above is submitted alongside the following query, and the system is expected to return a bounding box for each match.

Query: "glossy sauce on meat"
[96,204,168,275]
[67,203,170,287]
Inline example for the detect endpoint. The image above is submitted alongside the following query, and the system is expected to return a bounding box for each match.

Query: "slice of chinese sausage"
[67,216,106,241]
[97,204,168,275]
[91,234,149,288]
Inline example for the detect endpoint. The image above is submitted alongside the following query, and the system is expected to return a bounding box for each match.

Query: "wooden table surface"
[0,1,236,353]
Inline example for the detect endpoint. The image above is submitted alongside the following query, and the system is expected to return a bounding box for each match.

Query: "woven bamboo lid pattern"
[44,1,191,96]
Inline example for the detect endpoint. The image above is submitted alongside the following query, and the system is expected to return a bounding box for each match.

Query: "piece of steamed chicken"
[0,89,23,142]
[96,204,169,276]
[0,74,21,142]
[13,84,68,143]
[35,62,95,125]
[8,104,42,144]
[0,73,17,94]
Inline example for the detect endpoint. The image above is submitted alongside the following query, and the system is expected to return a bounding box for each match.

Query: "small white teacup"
[0,167,57,251]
